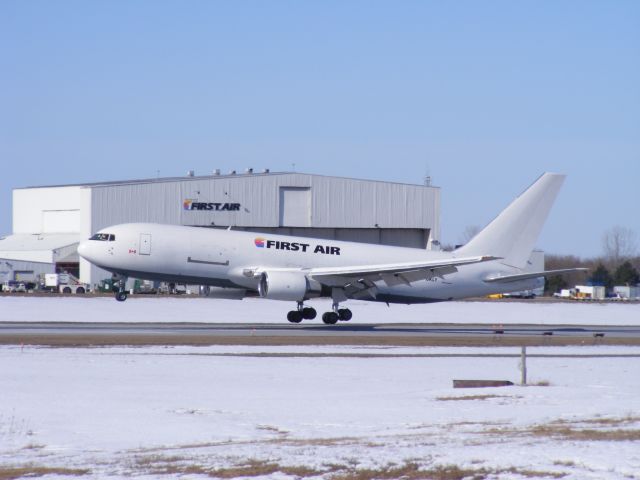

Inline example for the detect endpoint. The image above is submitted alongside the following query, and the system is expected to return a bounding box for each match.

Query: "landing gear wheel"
[322,312,339,325]
[338,308,352,321]
[115,291,128,302]
[302,307,317,320]
[287,310,303,323]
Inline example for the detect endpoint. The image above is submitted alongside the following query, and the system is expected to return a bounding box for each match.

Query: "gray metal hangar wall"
[5,171,441,288]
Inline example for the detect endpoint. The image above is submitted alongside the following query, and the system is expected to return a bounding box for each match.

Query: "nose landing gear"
[113,276,128,302]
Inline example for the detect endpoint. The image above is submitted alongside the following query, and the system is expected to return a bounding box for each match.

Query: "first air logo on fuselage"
[254,238,340,255]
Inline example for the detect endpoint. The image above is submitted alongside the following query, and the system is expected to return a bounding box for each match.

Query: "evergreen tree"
[613,261,640,286]
[545,275,568,295]
[589,263,613,289]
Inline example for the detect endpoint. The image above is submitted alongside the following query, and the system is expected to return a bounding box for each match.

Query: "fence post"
[520,346,527,385]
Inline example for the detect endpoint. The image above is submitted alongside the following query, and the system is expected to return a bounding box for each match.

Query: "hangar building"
[0,171,441,288]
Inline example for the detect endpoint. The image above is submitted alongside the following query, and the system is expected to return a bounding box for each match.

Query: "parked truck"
[45,273,89,294]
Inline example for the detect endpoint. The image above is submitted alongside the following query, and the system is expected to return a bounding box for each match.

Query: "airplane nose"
[77,241,90,260]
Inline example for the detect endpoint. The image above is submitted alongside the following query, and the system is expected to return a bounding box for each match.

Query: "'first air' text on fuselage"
[256,238,341,255]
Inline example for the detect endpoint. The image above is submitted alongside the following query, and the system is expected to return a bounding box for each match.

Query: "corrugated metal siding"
[307,175,438,228]
[91,182,182,229]
[0,259,55,281]
[89,173,439,231]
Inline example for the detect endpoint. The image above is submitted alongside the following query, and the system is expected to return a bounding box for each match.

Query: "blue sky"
[1,1,638,257]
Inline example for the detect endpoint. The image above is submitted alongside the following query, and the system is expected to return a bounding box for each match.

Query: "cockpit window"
[90,233,116,241]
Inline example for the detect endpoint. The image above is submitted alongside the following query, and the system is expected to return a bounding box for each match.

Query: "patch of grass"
[20,443,46,450]
[330,463,567,480]
[330,463,472,480]
[500,467,566,478]
[132,455,571,480]
[528,380,551,386]
[569,415,640,426]
[256,424,289,435]
[271,436,362,447]
[436,394,517,401]
[531,425,640,441]
[448,420,509,427]
[486,423,640,442]
[134,456,322,478]
[0,465,90,479]
[133,454,188,466]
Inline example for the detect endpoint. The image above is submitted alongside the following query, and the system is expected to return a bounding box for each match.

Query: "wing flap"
[484,268,588,284]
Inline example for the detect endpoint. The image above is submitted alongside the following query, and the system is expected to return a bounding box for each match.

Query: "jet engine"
[257,271,321,301]
[200,286,246,300]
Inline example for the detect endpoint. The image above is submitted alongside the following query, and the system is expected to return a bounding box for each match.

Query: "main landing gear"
[320,288,352,324]
[321,302,353,325]
[287,302,318,323]
[286,304,352,324]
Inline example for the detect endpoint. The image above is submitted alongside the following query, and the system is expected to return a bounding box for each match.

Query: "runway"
[2,322,640,346]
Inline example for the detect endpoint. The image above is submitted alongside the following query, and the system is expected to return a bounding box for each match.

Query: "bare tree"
[602,226,638,266]
[459,225,482,246]
[544,254,589,293]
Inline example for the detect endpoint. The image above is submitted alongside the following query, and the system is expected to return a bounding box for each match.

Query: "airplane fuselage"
[79,222,541,304]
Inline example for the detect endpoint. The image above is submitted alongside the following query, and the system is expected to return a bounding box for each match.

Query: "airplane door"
[139,234,151,255]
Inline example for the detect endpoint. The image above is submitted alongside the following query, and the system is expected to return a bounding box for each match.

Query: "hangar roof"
[0,233,80,264]
[16,171,439,190]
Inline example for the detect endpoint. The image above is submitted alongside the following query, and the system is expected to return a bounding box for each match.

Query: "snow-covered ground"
[0,295,638,325]
[1,344,639,479]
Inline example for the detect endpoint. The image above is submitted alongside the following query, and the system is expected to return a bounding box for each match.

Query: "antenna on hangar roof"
[423,162,432,186]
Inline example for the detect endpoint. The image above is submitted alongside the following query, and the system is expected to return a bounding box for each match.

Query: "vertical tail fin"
[455,173,565,268]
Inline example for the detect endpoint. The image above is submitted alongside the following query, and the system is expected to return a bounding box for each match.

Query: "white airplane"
[78,173,583,324]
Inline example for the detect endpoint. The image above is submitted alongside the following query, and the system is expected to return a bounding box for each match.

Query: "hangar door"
[279,187,311,227]
[42,210,80,233]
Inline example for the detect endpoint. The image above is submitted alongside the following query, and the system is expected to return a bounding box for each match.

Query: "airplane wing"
[306,255,498,291]
[483,268,588,284]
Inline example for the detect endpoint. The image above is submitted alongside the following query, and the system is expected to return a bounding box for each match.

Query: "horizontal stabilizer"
[484,268,588,284]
